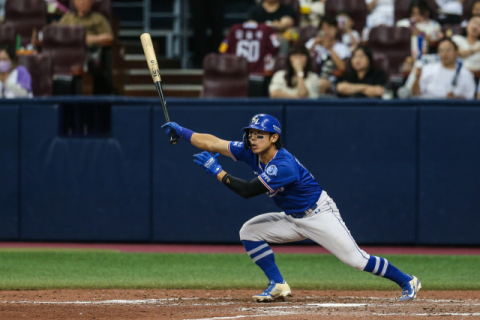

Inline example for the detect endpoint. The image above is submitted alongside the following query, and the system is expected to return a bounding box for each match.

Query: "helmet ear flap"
[243,131,250,150]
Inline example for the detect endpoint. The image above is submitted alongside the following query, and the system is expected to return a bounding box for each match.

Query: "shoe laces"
[401,280,413,296]
[263,281,276,294]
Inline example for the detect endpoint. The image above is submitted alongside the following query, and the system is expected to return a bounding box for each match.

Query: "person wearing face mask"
[0,45,32,98]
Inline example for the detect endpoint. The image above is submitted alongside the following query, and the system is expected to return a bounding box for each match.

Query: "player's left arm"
[193,152,268,198]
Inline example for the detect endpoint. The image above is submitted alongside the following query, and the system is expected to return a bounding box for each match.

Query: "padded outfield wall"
[0,97,478,245]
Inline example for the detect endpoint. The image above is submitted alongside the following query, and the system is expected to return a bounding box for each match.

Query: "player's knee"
[341,254,369,271]
[239,221,257,241]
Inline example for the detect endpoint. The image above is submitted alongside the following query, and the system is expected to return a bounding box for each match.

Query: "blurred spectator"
[366,0,396,29]
[0,45,32,98]
[58,0,113,94]
[0,0,5,21]
[461,0,480,26]
[436,0,463,24]
[412,38,476,99]
[299,0,327,27]
[219,21,281,97]
[452,15,480,72]
[337,45,387,98]
[396,0,442,52]
[248,0,295,54]
[59,0,112,46]
[477,80,480,98]
[190,0,224,69]
[337,12,361,52]
[398,53,439,98]
[306,15,350,94]
[269,44,320,98]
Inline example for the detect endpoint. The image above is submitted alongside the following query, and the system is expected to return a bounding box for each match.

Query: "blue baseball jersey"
[228,141,322,215]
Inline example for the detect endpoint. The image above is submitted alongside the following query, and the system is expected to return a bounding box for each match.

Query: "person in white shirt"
[337,12,361,52]
[396,0,442,54]
[306,15,351,93]
[366,0,396,28]
[452,16,480,72]
[269,44,320,99]
[461,0,480,27]
[412,38,476,99]
[436,0,463,24]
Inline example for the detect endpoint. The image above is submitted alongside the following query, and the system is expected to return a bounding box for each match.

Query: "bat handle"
[170,132,178,145]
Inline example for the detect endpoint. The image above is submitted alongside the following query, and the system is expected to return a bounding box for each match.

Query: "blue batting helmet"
[242,114,282,136]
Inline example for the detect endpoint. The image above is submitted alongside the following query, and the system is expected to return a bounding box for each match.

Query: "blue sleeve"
[227,141,250,163]
[258,161,296,192]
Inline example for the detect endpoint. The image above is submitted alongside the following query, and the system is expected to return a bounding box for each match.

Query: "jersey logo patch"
[266,165,278,177]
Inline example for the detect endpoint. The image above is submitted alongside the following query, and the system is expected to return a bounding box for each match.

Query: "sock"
[242,240,284,283]
[363,255,411,287]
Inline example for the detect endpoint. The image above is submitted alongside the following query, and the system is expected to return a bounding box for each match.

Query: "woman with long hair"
[336,45,387,98]
[452,15,480,72]
[269,45,320,99]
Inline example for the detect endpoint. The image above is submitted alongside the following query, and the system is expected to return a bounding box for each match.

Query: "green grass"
[0,249,479,290]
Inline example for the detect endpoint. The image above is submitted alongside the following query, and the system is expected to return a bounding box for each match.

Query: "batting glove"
[193,152,223,177]
[161,122,194,143]
[161,122,183,137]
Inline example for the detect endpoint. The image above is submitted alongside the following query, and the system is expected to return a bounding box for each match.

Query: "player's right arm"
[161,122,230,157]
[191,133,230,157]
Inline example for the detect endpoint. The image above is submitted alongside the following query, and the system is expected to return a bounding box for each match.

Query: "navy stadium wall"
[0,97,478,245]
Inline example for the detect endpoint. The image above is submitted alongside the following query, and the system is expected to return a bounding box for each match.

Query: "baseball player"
[162,114,421,302]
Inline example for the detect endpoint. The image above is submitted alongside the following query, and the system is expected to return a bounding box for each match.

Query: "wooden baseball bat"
[140,33,178,145]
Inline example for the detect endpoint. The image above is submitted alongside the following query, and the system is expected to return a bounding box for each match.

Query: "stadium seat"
[325,0,367,33]
[4,0,47,47]
[202,54,249,98]
[462,0,476,21]
[0,22,16,47]
[42,25,86,76]
[298,25,318,46]
[18,54,53,96]
[373,52,390,85]
[368,26,411,77]
[42,25,86,95]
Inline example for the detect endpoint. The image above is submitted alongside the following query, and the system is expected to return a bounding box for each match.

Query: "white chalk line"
[1,297,200,305]
[373,313,480,317]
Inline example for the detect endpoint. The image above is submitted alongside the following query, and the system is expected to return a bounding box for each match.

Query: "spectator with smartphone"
[337,12,361,52]
[306,15,351,94]
[411,38,475,99]
[396,0,442,51]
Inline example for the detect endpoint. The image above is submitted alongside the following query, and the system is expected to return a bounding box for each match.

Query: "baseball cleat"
[253,280,291,302]
[399,275,421,301]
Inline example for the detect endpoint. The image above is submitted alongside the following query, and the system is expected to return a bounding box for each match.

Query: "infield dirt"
[1,289,479,320]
